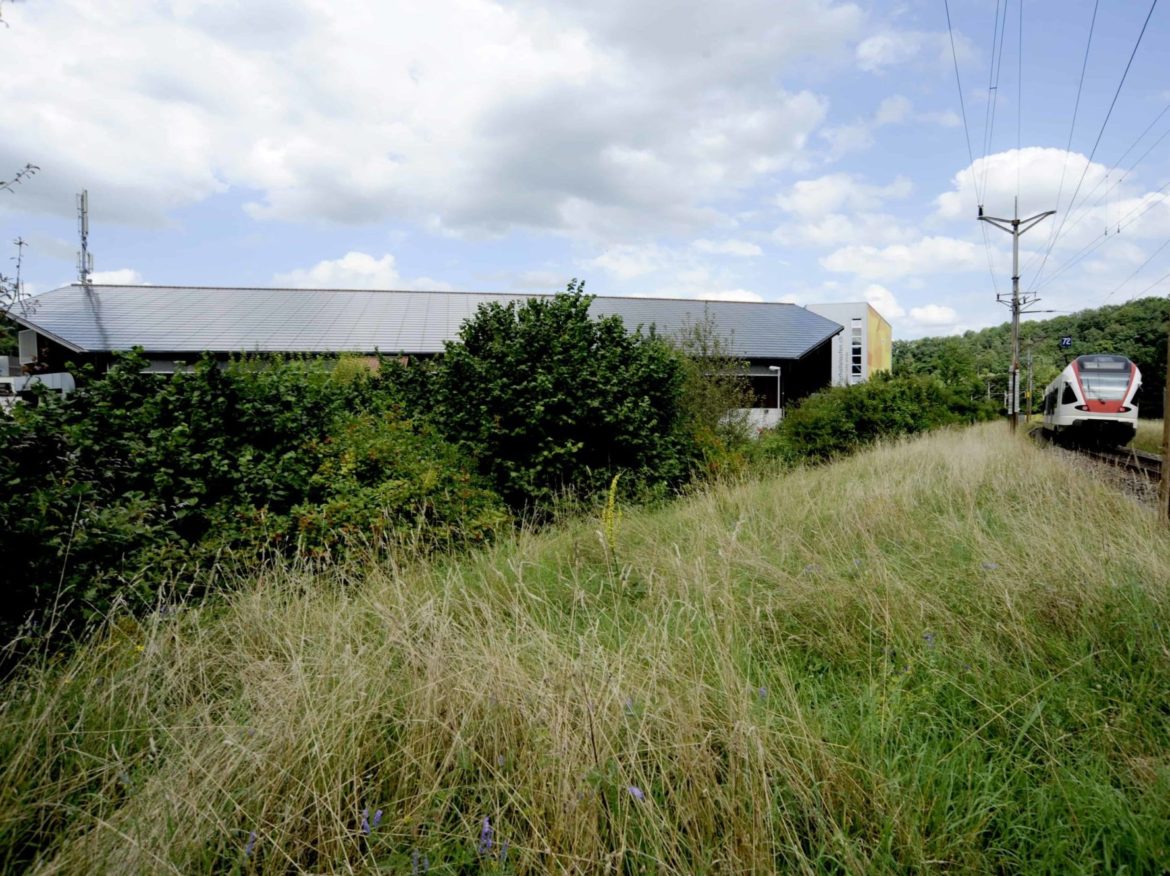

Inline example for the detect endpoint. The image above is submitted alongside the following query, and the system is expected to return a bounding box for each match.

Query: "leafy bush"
[670,311,756,480]
[430,283,694,511]
[287,410,508,555]
[756,373,996,463]
[0,352,502,649]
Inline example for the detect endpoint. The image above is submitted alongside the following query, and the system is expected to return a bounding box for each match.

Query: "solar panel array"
[16,285,843,361]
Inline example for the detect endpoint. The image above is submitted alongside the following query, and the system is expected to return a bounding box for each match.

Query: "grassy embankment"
[1131,418,1166,455]
[1,424,1169,874]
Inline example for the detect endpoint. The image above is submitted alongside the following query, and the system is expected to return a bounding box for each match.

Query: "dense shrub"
[430,283,694,510]
[671,311,756,480]
[0,352,503,648]
[756,373,996,463]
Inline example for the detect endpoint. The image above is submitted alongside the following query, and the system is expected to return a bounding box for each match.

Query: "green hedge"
[0,352,505,648]
[756,373,997,463]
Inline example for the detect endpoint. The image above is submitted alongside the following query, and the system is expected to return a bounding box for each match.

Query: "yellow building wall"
[866,307,892,375]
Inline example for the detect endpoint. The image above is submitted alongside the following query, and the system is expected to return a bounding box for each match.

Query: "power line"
[1032,0,1160,290]
[1024,112,1170,272]
[1016,0,1023,198]
[944,0,981,206]
[1102,237,1170,304]
[1027,0,1099,283]
[978,0,1010,297]
[978,0,1009,201]
[1034,181,1170,291]
[1129,267,1170,299]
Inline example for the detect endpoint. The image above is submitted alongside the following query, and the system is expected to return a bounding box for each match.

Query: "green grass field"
[2,423,1169,874]
[1131,419,1166,455]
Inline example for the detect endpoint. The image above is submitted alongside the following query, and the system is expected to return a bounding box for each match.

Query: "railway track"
[1077,445,1163,482]
[1032,428,1163,484]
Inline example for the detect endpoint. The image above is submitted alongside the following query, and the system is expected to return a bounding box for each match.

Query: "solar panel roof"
[12,285,843,361]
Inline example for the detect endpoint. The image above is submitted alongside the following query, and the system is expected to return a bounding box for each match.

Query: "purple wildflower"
[500,839,510,862]
[757,686,767,700]
[244,830,257,857]
[372,809,383,830]
[412,849,430,875]
[627,785,645,801]
[361,808,370,836]
[478,816,493,854]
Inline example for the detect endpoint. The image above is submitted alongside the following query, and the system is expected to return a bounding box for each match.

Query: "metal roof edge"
[3,308,87,353]
[46,283,822,309]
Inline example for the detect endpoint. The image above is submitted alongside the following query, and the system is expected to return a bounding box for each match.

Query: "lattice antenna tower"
[77,190,93,287]
[13,236,26,297]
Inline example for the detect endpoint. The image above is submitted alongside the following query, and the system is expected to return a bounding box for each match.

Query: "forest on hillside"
[893,297,1170,418]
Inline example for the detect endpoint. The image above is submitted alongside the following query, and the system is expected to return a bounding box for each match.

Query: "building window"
[850,318,863,383]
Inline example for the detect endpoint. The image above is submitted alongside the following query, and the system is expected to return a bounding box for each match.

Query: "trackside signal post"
[979,198,1055,433]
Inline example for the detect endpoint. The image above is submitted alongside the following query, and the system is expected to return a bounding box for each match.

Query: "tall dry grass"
[2,424,1169,873]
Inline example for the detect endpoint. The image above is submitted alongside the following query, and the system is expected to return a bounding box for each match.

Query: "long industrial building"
[6,284,891,422]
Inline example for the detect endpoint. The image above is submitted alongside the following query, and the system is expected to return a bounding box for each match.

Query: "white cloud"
[0,0,860,241]
[273,252,451,290]
[936,148,1113,224]
[908,303,958,326]
[774,173,916,247]
[774,212,916,248]
[90,268,146,285]
[855,29,969,73]
[704,289,764,302]
[862,283,905,320]
[921,109,961,128]
[692,239,763,257]
[821,236,980,280]
[778,173,913,217]
[586,242,763,300]
[819,93,920,158]
[856,32,922,70]
[589,244,669,281]
[874,94,912,126]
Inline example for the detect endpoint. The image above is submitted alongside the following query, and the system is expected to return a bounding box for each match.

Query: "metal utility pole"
[1160,301,1170,526]
[1026,348,1034,422]
[979,198,1055,433]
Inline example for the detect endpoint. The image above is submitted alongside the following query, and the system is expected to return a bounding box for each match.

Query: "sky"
[1,0,1168,340]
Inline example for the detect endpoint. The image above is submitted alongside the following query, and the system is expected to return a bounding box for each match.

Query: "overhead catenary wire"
[1016,0,1024,198]
[1030,99,1170,256]
[1025,0,1099,282]
[1102,238,1170,303]
[1034,181,1170,291]
[1030,0,1160,291]
[948,0,1004,295]
[1024,114,1170,276]
[978,0,1009,200]
[977,0,1010,297]
[944,0,982,207]
[1129,267,1170,299]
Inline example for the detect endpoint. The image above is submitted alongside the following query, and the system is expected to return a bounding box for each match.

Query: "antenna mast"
[13,236,26,298]
[77,190,93,287]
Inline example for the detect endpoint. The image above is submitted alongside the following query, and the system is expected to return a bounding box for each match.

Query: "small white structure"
[805,302,893,386]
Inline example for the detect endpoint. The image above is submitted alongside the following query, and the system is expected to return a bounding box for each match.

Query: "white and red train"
[1041,354,1142,446]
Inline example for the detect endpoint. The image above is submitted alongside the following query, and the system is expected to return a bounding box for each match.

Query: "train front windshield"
[1077,357,1132,401]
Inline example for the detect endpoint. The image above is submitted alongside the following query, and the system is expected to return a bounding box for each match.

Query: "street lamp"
[768,365,781,414]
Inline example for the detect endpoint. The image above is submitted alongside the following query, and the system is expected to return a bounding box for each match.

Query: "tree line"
[893,297,1170,418]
